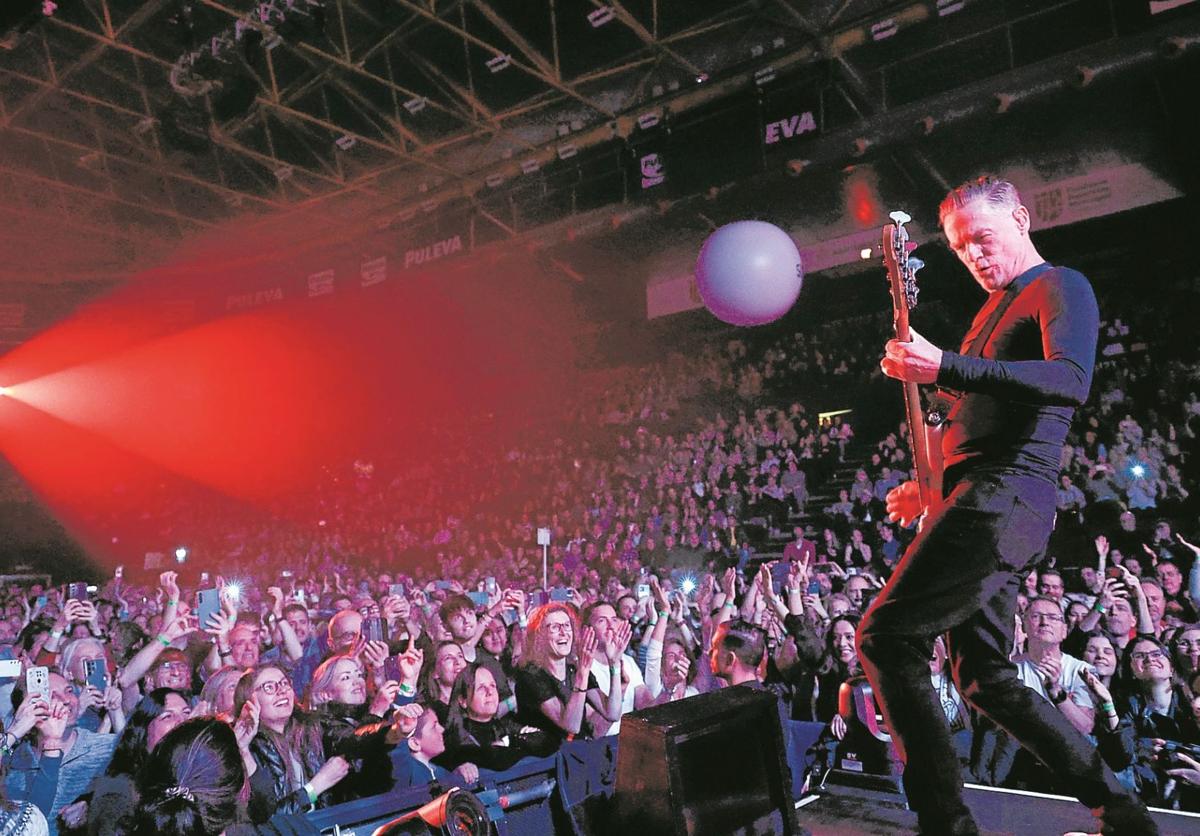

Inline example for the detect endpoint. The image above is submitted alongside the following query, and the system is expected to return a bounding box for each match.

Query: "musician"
[857,176,1156,835]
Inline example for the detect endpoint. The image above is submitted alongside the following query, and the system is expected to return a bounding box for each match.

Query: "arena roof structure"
[1,1,1198,324]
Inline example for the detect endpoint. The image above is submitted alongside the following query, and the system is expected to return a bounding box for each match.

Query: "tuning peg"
[889,210,911,225]
[908,257,925,274]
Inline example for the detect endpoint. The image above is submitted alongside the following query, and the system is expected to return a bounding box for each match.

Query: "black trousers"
[857,473,1156,836]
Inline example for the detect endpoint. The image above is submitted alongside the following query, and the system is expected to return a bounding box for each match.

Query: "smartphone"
[84,658,109,693]
[383,655,402,684]
[25,666,50,704]
[636,583,651,600]
[807,580,822,596]
[294,589,307,605]
[1104,566,1124,581]
[114,565,124,579]
[68,582,89,602]
[200,572,210,585]
[500,609,518,627]
[434,580,452,591]
[389,583,406,598]
[550,587,571,603]
[0,659,21,680]
[467,591,489,608]
[846,567,859,576]
[196,588,221,630]
[362,616,387,644]
[485,577,497,595]
[34,595,47,610]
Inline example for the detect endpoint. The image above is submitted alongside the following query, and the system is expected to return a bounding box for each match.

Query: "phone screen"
[196,588,220,630]
[85,659,109,693]
[362,616,386,644]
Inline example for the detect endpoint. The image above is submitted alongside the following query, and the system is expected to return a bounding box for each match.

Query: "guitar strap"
[927,263,1051,423]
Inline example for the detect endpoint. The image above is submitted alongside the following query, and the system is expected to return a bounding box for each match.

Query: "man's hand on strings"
[882,328,943,384]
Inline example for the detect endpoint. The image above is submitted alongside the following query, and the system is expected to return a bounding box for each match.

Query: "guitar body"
[883,214,943,518]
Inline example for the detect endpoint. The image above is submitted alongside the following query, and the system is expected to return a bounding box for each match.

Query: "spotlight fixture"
[334,134,357,150]
[402,96,427,114]
[485,53,511,73]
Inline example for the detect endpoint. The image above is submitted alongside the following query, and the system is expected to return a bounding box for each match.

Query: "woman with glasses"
[512,603,615,746]
[1112,635,1200,806]
[232,664,350,823]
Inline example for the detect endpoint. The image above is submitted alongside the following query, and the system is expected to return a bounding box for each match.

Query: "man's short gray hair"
[939,175,1022,227]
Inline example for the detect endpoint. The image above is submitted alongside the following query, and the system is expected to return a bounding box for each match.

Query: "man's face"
[329,611,363,653]
[587,604,619,652]
[1119,512,1136,532]
[445,607,477,642]
[1142,583,1165,624]
[1157,562,1183,596]
[845,577,870,609]
[151,653,192,692]
[229,625,261,668]
[285,610,312,643]
[942,198,1030,293]
[1105,597,1135,635]
[1037,574,1064,601]
[1024,601,1066,647]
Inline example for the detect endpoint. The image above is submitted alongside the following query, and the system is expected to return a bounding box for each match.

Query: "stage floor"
[794,783,1200,835]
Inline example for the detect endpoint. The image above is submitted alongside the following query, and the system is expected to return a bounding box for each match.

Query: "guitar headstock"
[882,210,924,321]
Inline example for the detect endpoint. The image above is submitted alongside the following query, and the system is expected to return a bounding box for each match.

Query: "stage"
[795,783,1200,836]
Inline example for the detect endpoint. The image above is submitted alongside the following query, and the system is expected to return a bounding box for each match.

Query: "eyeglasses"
[256,678,293,696]
[157,662,190,673]
[1027,612,1065,623]
[1131,648,1167,664]
[545,622,573,635]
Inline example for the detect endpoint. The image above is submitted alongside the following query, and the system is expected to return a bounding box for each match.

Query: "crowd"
[0,269,1197,834]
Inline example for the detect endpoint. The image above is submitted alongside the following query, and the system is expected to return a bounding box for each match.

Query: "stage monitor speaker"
[615,685,800,836]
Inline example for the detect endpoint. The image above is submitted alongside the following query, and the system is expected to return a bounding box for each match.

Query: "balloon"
[695,221,803,326]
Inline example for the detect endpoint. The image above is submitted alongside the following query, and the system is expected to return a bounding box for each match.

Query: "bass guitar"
[882,210,943,516]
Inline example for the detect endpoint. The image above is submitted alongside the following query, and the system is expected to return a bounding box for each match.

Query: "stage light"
[175,546,189,563]
[1130,464,1146,479]
[680,576,696,595]
[860,247,873,260]
[0,386,8,397]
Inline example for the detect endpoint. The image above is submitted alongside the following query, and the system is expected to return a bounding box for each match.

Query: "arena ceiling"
[0,0,1198,293]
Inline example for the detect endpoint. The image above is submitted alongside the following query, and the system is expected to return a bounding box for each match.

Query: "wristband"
[1050,689,1069,705]
[723,601,736,610]
[1093,601,1106,613]
[397,682,415,697]
[573,685,588,693]
[303,783,318,806]
[1100,701,1116,714]
[657,610,669,621]
[49,630,63,640]
[218,646,232,656]
[787,588,802,595]
[156,635,171,648]
[167,600,178,606]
